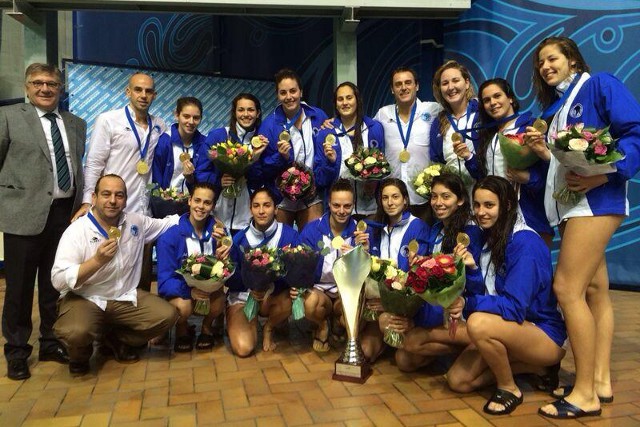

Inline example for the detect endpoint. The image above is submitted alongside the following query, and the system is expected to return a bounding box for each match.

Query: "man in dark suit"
[0,63,86,380]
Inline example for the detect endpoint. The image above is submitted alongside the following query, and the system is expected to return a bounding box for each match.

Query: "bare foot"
[262,323,277,352]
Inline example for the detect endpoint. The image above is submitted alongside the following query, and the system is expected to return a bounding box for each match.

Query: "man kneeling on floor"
[51,174,179,376]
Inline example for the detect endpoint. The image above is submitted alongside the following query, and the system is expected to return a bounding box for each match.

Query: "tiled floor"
[1,279,639,426]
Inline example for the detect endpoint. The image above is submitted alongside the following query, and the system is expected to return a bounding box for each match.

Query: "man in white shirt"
[52,174,179,376]
[374,67,442,221]
[74,72,167,289]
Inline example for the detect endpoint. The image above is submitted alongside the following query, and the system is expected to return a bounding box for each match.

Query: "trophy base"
[333,361,372,384]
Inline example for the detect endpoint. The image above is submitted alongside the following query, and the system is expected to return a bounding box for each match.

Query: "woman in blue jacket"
[258,68,328,230]
[226,187,299,356]
[314,82,385,217]
[194,93,267,235]
[156,182,228,352]
[446,176,566,416]
[152,97,206,198]
[526,37,640,419]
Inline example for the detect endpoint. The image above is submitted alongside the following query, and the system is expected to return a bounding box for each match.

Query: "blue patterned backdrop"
[72,0,640,287]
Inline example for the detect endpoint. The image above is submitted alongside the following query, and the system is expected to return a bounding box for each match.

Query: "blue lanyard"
[192,219,213,254]
[540,74,581,120]
[87,212,109,239]
[336,121,356,138]
[479,112,525,131]
[253,221,278,248]
[446,102,476,140]
[283,107,303,133]
[125,107,152,161]
[395,102,417,151]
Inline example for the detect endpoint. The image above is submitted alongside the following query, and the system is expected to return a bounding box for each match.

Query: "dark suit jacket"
[0,103,86,235]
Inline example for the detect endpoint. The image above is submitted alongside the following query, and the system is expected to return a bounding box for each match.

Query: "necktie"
[44,112,71,192]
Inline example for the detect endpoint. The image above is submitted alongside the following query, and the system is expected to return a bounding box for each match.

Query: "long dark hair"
[532,36,590,110]
[228,93,262,141]
[334,82,364,151]
[431,173,472,253]
[477,78,519,175]
[473,176,518,271]
[374,178,410,224]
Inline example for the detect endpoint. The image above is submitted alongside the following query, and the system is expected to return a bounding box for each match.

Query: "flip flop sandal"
[538,398,602,419]
[551,385,613,403]
[483,389,524,415]
[312,337,330,353]
[174,334,193,353]
[196,333,215,351]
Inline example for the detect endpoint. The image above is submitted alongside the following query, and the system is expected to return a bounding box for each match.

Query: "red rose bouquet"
[208,140,255,198]
[498,132,539,170]
[408,253,466,337]
[276,162,316,201]
[240,246,285,321]
[344,147,390,180]
[280,244,321,320]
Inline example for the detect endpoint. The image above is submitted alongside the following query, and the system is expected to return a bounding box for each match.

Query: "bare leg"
[259,291,292,352]
[201,290,226,336]
[226,304,257,357]
[296,203,324,231]
[395,324,470,372]
[304,289,332,352]
[360,321,384,363]
[276,209,295,227]
[169,297,193,337]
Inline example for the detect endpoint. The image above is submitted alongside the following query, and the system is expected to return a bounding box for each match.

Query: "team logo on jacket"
[421,112,431,121]
[313,127,320,136]
[130,224,139,236]
[569,103,583,118]
[370,139,379,148]
[153,125,162,133]
[400,245,410,257]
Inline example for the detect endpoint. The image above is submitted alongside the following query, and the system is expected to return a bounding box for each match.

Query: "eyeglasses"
[28,80,61,89]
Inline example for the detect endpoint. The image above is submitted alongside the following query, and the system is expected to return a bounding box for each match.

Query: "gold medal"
[108,226,121,239]
[451,132,463,143]
[220,236,232,247]
[356,220,367,232]
[331,236,344,250]
[325,134,336,145]
[279,130,291,142]
[456,232,471,248]
[408,239,419,254]
[533,118,548,134]
[250,136,263,148]
[179,152,191,162]
[399,149,410,163]
[136,160,149,175]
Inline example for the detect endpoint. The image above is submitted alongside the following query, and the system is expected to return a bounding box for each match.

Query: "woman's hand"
[506,167,530,184]
[565,171,608,193]
[277,139,292,159]
[182,159,195,178]
[453,140,472,160]
[215,243,231,260]
[448,296,465,320]
[220,173,236,187]
[524,126,551,161]
[191,288,210,300]
[323,142,337,163]
[251,289,267,302]
[252,135,269,158]
[454,243,476,270]
[365,298,383,313]
[353,230,370,251]
[385,314,414,334]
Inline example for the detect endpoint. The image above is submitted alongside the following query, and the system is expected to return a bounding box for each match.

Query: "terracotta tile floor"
[1,280,639,426]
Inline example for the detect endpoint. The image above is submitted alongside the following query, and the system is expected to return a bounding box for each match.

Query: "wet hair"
[532,36,590,109]
[432,60,476,136]
[25,63,62,83]
[176,96,203,115]
[390,66,419,87]
[334,81,365,151]
[374,178,410,224]
[476,78,520,175]
[94,174,127,197]
[472,176,518,271]
[274,68,303,92]
[191,181,216,199]
[430,173,473,253]
[249,186,277,204]
[228,93,262,139]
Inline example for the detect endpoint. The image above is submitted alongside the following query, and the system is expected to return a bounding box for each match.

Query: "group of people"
[1,35,639,420]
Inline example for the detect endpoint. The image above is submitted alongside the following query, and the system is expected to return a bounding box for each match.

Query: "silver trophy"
[332,245,372,383]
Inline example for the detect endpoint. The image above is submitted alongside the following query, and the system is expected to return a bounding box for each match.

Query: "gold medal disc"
[331,236,344,250]
[220,236,232,247]
[532,118,548,134]
[451,132,463,143]
[399,149,411,163]
[108,226,121,239]
[356,220,367,232]
[136,160,149,175]
[179,152,191,162]
[325,134,336,145]
[279,131,291,142]
[408,239,420,254]
[456,232,471,248]
[250,136,263,148]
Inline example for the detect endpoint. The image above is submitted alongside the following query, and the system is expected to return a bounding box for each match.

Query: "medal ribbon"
[395,102,417,151]
[283,107,303,133]
[540,74,581,119]
[87,212,109,239]
[125,106,153,162]
[446,102,477,140]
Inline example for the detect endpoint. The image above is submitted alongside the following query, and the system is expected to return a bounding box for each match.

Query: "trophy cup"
[332,245,372,383]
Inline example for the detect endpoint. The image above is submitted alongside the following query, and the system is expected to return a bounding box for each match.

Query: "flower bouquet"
[344,147,390,181]
[240,246,286,321]
[408,253,466,338]
[362,256,396,321]
[280,244,321,320]
[176,253,235,315]
[208,140,254,198]
[149,185,190,218]
[549,123,624,205]
[413,163,455,199]
[378,265,425,348]
[498,132,540,170]
[276,162,316,201]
